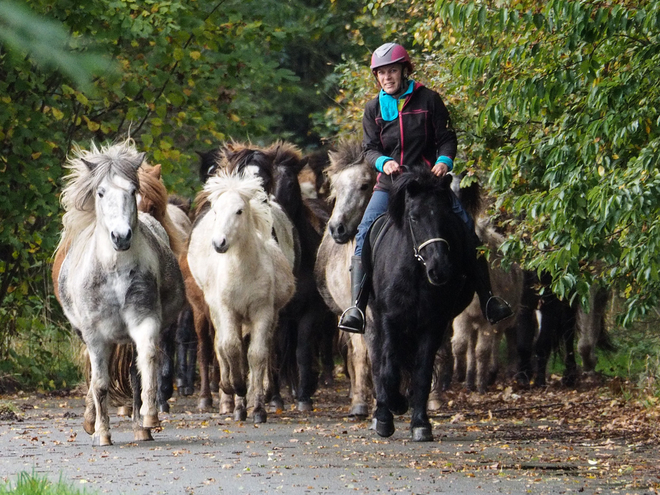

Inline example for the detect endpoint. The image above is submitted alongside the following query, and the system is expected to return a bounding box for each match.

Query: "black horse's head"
[388,166,461,286]
[266,142,306,218]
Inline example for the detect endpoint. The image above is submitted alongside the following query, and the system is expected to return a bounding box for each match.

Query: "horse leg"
[215,313,247,399]
[247,310,273,424]
[176,306,196,397]
[451,318,469,385]
[561,304,578,387]
[158,321,177,413]
[130,347,153,441]
[83,386,96,435]
[319,309,337,387]
[475,327,495,393]
[130,317,160,429]
[347,333,371,418]
[87,344,113,446]
[194,309,213,411]
[428,342,452,412]
[295,309,318,412]
[366,316,406,438]
[410,330,444,442]
[233,395,247,422]
[219,391,235,415]
[466,324,480,392]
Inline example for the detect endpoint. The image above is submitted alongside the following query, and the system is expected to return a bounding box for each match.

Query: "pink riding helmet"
[370,42,413,74]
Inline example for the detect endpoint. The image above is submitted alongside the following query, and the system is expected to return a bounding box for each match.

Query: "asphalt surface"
[1,374,659,494]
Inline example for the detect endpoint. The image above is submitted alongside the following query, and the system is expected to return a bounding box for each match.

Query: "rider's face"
[376,64,403,95]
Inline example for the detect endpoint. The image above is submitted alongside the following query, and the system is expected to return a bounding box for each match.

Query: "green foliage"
[322,0,660,326]
[0,0,368,366]
[0,472,95,495]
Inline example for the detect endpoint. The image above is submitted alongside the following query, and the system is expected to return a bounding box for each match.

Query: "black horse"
[267,142,337,411]
[365,167,474,442]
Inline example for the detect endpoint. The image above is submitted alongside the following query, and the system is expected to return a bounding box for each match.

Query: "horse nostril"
[213,238,228,253]
[336,224,345,235]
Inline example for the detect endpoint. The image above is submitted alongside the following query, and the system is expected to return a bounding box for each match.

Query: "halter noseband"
[408,218,450,266]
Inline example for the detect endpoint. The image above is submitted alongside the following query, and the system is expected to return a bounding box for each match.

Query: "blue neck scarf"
[378,80,415,122]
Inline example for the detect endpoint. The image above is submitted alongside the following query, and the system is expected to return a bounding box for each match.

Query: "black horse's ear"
[440,174,453,189]
[81,158,97,171]
[406,177,423,197]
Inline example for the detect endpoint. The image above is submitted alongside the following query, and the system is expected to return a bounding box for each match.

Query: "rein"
[408,218,449,266]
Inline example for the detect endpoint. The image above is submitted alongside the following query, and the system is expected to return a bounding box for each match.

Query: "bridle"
[408,216,450,266]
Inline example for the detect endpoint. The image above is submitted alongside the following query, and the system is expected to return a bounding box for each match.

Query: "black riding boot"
[338,256,367,334]
[472,253,513,324]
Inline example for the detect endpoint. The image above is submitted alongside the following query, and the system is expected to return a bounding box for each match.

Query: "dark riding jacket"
[362,82,458,192]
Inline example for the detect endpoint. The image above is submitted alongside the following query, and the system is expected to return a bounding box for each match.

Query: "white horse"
[315,140,377,418]
[187,171,295,422]
[53,140,185,446]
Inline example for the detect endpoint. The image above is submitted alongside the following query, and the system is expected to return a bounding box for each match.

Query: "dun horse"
[186,171,295,422]
[52,141,185,445]
[315,140,377,418]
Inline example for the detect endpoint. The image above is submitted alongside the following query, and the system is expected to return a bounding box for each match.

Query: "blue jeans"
[354,188,475,257]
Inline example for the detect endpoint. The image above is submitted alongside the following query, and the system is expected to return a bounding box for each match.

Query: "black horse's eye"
[410,215,419,223]
[236,209,243,215]
[359,183,370,191]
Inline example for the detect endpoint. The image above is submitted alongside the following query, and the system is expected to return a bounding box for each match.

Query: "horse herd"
[51,138,611,446]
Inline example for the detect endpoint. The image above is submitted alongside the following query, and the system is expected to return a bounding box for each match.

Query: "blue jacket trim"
[375,155,393,173]
[378,80,415,122]
[435,155,454,171]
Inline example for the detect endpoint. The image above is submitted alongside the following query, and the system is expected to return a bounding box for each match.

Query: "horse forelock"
[388,169,452,228]
[326,140,366,176]
[59,140,142,247]
[204,172,273,238]
[266,140,304,173]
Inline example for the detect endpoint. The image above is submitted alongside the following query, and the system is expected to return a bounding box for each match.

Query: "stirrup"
[485,296,513,325]
[338,306,366,334]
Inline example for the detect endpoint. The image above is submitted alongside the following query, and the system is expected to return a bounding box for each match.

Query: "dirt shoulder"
[1,375,659,494]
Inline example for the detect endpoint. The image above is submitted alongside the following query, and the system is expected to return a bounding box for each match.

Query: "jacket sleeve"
[432,91,458,161]
[362,99,389,170]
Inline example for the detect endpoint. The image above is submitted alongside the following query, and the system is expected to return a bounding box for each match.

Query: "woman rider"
[338,42,513,333]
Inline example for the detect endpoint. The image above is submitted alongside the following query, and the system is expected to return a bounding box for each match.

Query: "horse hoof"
[233,409,247,422]
[411,426,433,442]
[159,403,170,414]
[253,409,268,424]
[320,370,334,387]
[134,428,154,442]
[182,387,194,397]
[297,400,313,413]
[376,419,395,438]
[198,397,213,412]
[269,397,284,413]
[143,414,160,428]
[219,402,234,415]
[348,404,369,419]
[427,399,443,412]
[117,406,132,417]
[92,433,112,447]
[83,419,95,435]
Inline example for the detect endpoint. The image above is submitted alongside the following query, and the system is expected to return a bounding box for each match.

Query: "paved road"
[1,376,658,494]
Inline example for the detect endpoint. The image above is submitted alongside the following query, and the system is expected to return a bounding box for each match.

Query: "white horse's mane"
[57,139,143,252]
[204,171,273,239]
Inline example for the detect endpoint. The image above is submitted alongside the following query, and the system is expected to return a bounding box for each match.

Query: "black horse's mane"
[388,167,454,228]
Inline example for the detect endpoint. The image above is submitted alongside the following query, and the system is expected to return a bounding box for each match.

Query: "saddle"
[361,213,392,281]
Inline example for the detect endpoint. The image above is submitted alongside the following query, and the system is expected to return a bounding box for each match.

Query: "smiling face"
[375,63,403,96]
